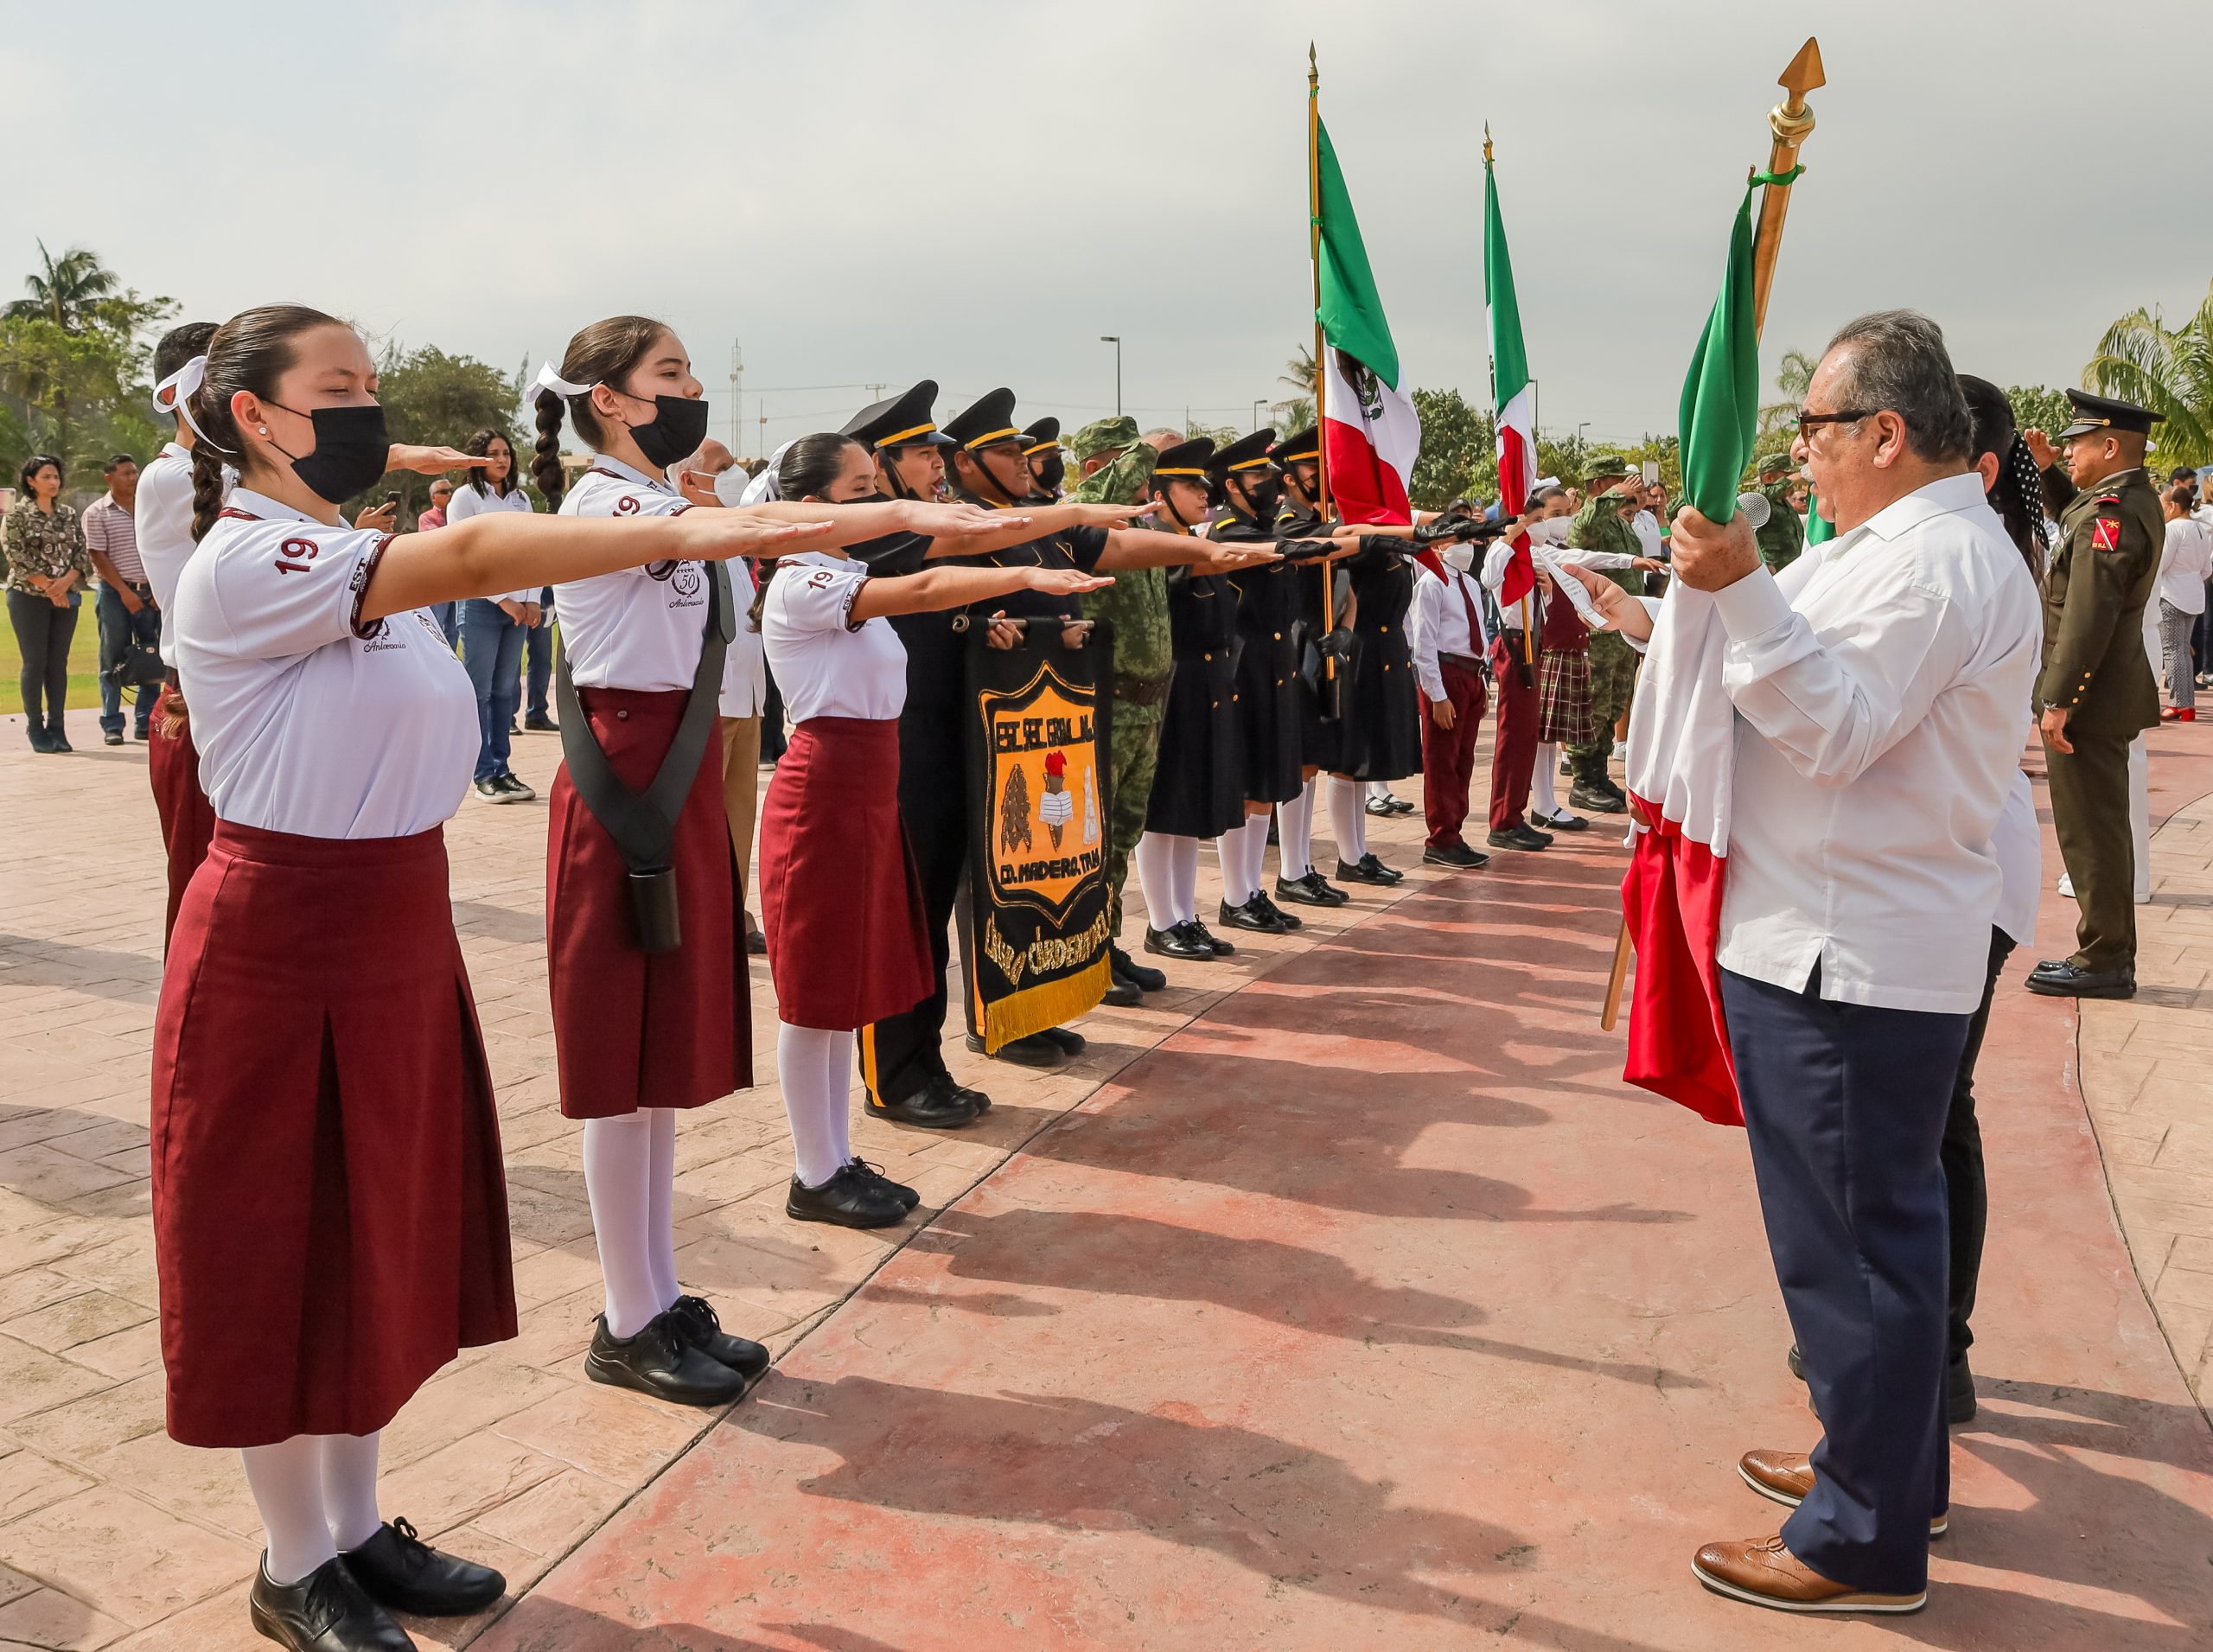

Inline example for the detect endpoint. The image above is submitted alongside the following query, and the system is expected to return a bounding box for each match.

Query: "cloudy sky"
[6,0,2206,456]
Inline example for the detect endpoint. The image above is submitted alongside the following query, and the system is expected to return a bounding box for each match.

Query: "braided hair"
[184,304,348,542]
[1956,373,2046,583]
[529,316,668,507]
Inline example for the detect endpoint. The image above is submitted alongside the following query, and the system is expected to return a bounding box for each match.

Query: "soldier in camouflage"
[1753,452,1806,574]
[1565,458,1644,812]
[1070,417,1174,1005]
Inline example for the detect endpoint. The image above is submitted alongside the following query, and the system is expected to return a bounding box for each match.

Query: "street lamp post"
[1100,335,1121,418]
[1252,399,1267,432]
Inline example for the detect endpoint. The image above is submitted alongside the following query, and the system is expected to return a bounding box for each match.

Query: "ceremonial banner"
[963,623,1114,1051]
[1315,118,1419,526]
[1620,181,1764,1128]
[1805,490,1836,545]
[1484,144,1538,607]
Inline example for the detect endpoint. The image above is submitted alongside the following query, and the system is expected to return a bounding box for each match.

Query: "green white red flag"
[1316,117,1419,526]
[1483,148,1536,606]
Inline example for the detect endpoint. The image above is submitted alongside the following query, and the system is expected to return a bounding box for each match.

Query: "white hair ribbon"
[150,355,216,446]
[730,438,795,506]
[531,360,596,402]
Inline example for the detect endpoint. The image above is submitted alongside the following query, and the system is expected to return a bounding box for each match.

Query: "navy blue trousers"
[1719,965,1969,1596]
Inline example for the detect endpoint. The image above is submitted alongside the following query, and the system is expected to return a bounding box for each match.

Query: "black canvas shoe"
[343,1517,506,1617]
[866,1075,979,1128]
[584,1311,749,1406]
[1182,919,1235,956]
[248,1554,413,1651]
[965,1030,1067,1068]
[1110,944,1167,992]
[851,1158,921,1211]
[666,1295,770,1379]
[1275,871,1349,908]
[787,1163,909,1228]
[1216,896,1288,934]
[1334,853,1403,886]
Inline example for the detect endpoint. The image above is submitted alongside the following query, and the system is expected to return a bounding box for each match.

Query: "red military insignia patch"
[2091,515,2121,552]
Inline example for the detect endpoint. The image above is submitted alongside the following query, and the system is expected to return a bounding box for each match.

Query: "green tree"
[2082,283,2213,469]
[0,286,174,488]
[355,343,525,526]
[2006,385,2074,445]
[1756,345,1818,443]
[4,242,120,332]
[1408,386,1494,510]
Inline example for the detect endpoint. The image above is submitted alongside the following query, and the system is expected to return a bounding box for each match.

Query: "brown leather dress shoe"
[1738,1449,1947,1537]
[1693,1534,1926,1613]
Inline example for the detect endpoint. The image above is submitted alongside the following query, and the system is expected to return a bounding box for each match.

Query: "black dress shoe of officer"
[1276,871,1349,907]
[2024,958,2136,998]
[851,1157,920,1211]
[1110,943,1167,992]
[1217,896,1289,934]
[1335,853,1403,886]
[584,1311,749,1406]
[868,1075,980,1128]
[1036,1025,1087,1057]
[1487,825,1553,852]
[965,1030,1067,1068]
[344,1518,505,1617]
[787,1163,909,1228]
[249,1555,414,1651]
[1250,890,1302,930]
[1568,783,1627,814]
[667,1295,770,1380]
[1183,919,1235,955]
[1144,923,1217,960]
[1422,842,1489,870]
[1102,977,1144,1007]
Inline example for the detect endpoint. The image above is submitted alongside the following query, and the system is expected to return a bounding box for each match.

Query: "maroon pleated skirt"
[759,717,933,1030]
[151,821,517,1448]
[545,686,750,1119]
[147,686,217,948]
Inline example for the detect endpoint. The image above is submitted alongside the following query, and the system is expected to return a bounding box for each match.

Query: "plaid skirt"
[1537,648,1598,744]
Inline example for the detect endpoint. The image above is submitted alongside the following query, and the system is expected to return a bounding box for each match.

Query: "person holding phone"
[446,429,539,800]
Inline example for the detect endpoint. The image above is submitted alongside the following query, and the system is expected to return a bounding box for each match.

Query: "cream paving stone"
[0,1449,92,1524]
[0,1292,154,1356]
[0,1585,133,1649]
[0,1484,254,1628]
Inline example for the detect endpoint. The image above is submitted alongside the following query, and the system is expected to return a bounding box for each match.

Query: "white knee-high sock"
[778,1024,850,1189]
[1368,780,1395,803]
[242,1437,338,1586]
[1168,834,1199,924]
[1246,813,1273,892]
[821,1030,854,1168]
[582,1113,660,1338]
[645,1107,679,1311]
[321,1432,383,1553]
[1134,832,1177,929]
[1328,775,1367,863]
[1277,778,1316,880]
[1531,743,1560,819]
[1215,820,1257,905]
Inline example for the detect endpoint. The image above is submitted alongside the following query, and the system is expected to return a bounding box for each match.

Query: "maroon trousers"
[1488,633,1540,832]
[1419,661,1488,850]
[147,686,216,948]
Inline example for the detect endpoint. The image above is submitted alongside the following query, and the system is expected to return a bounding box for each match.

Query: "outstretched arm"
[851,563,1111,621]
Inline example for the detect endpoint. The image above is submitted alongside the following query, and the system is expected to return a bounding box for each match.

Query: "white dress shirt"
[1707,471,2044,1013]
[717,557,768,718]
[2156,515,2213,615]
[1410,563,1491,702]
[553,456,711,692]
[137,441,234,665]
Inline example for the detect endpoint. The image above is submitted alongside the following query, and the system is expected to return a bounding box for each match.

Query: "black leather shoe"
[1363,795,1396,817]
[1568,783,1626,814]
[1335,853,1403,886]
[1948,1352,1976,1425]
[1532,809,1590,832]
[1250,890,1302,930]
[666,1295,770,1379]
[851,1157,920,1211]
[1487,826,1553,852]
[47,731,72,754]
[788,1163,909,1228]
[947,1076,992,1114]
[745,928,768,956]
[1217,896,1289,934]
[344,1517,505,1617]
[522,713,559,732]
[249,1555,413,1651]
[103,729,124,747]
[1275,871,1349,908]
[2024,958,2136,998]
[1183,919,1235,956]
[1035,1025,1087,1057]
[1144,923,1217,960]
[1110,944,1166,992]
[965,1030,1067,1068]
[1388,796,1416,815]
[584,1311,749,1406]
[1102,978,1143,1007]
[866,1075,979,1128]
[1422,843,1489,870]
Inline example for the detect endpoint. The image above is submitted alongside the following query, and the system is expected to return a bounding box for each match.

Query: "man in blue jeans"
[459,591,536,801]
[81,455,159,744]
[521,586,557,731]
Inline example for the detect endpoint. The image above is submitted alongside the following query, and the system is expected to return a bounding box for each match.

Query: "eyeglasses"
[1796,408,1876,435]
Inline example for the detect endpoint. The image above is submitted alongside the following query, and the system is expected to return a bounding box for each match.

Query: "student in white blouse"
[444,429,539,800]
[2154,483,2213,717]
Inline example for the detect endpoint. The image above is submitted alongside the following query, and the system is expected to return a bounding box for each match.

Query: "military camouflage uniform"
[1755,481,1805,574]
[1566,492,1644,793]
[1069,418,1170,933]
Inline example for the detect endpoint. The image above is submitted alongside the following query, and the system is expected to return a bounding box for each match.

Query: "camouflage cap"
[1068,415,1141,464]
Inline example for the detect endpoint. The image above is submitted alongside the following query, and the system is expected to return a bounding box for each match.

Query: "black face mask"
[1034,454,1066,494]
[1240,475,1284,520]
[265,402,391,505]
[851,531,929,577]
[621,393,712,469]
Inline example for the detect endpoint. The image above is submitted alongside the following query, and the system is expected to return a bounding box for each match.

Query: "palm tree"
[2084,283,2213,469]
[1280,345,1317,400]
[1755,347,1819,443]
[5,242,118,332]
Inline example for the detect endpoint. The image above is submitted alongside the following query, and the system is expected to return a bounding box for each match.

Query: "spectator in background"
[2157,485,2212,721]
[445,431,539,801]
[82,453,158,745]
[521,586,558,732]
[5,455,89,753]
[417,478,462,647]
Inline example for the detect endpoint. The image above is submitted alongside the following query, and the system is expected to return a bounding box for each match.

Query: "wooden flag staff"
[1598,36,1824,1034]
[1307,44,1338,708]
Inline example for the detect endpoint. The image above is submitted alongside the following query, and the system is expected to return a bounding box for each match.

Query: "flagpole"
[1600,36,1826,1035]
[1486,125,1538,685]
[1308,42,1338,705]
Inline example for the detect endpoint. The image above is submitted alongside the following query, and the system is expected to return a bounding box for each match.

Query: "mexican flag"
[1619,179,1766,1129]
[1316,118,1419,526]
[1484,150,1537,607]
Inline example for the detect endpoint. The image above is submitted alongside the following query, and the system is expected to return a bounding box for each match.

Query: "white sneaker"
[2057,871,2152,903]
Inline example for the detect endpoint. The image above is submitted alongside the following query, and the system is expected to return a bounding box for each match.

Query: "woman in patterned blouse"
[5,454,90,752]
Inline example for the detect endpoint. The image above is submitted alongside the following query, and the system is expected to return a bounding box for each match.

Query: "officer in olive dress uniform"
[2026,391,2166,999]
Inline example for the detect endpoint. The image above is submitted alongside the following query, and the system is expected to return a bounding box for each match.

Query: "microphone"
[1737,490,1772,530]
